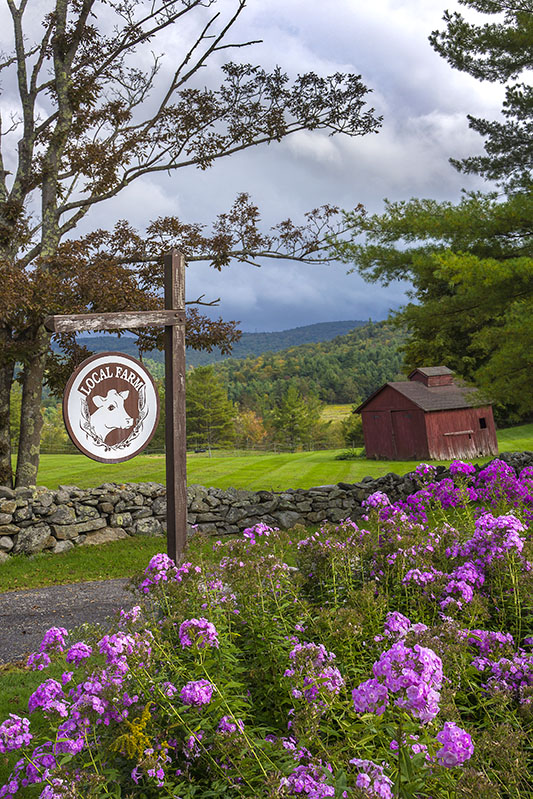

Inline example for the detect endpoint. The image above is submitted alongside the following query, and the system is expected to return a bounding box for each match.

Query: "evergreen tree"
[186,367,235,451]
[335,192,533,418]
[340,408,365,448]
[334,2,533,417]
[429,0,533,190]
[270,386,323,451]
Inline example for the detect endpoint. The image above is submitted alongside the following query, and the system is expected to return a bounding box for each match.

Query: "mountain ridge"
[65,319,369,367]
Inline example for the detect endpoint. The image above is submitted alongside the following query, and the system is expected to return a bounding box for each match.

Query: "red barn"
[356,366,498,460]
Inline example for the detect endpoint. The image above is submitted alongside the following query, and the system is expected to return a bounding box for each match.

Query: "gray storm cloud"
[0,0,502,331]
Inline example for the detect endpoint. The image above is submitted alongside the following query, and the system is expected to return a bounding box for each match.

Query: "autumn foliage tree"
[0,0,381,488]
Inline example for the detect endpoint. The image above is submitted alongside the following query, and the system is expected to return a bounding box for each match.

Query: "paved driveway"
[0,579,134,664]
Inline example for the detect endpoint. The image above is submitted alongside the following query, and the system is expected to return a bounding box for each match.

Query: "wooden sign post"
[45,249,187,563]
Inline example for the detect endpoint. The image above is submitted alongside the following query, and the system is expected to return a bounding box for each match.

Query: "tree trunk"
[0,360,14,488]
[15,326,49,487]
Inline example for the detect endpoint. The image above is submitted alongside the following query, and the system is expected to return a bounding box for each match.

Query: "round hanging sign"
[63,352,160,464]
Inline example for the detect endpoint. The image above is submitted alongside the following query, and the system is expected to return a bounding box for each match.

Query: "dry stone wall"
[1,451,532,560]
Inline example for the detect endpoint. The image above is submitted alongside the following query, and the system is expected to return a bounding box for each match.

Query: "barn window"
[479,417,487,429]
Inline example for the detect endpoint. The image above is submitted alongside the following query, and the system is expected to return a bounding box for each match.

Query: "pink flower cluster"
[139,553,201,594]
[449,460,476,477]
[284,642,344,703]
[472,651,533,700]
[0,715,32,754]
[279,761,335,798]
[349,758,393,799]
[39,627,68,654]
[448,512,526,563]
[217,716,244,734]
[362,491,391,510]
[28,680,68,717]
[435,722,474,767]
[352,640,442,723]
[179,618,219,649]
[180,679,214,707]
[65,642,92,665]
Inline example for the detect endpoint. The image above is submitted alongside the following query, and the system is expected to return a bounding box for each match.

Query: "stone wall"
[1,451,532,560]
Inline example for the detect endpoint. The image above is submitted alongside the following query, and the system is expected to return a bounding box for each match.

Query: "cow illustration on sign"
[63,352,159,464]
[90,390,133,439]
[80,385,145,449]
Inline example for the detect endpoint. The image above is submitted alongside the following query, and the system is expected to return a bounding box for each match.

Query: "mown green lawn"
[0,536,165,593]
[27,422,533,491]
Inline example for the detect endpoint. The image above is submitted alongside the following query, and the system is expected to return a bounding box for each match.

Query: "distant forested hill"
[66,320,368,366]
[214,321,406,410]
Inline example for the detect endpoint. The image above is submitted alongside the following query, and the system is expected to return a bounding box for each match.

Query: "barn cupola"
[408,366,454,387]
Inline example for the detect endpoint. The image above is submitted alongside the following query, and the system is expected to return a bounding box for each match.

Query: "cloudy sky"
[5,0,504,333]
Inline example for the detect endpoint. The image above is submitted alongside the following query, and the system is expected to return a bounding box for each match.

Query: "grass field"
[320,403,353,422]
[27,422,533,491]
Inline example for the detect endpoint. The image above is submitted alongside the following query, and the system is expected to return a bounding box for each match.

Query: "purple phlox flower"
[390,734,429,759]
[362,491,391,510]
[160,681,178,698]
[452,513,526,564]
[440,563,485,608]
[285,642,343,703]
[464,629,515,655]
[180,679,214,707]
[139,557,201,594]
[354,641,442,722]
[119,605,142,626]
[449,460,476,477]
[175,561,202,583]
[27,652,51,672]
[382,612,428,641]
[436,722,474,767]
[217,715,244,734]
[414,463,437,478]
[352,678,389,715]
[279,761,334,798]
[23,743,57,785]
[199,578,237,608]
[289,641,335,667]
[28,680,68,717]
[65,641,92,666]
[383,611,411,638]
[243,522,277,543]
[472,652,533,698]
[53,729,85,756]
[0,715,32,753]
[132,745,171,788]
[349,758,393,799]
[403,567,443,587]
[179,618,219,649]
[39,627,68,654]
[98,630,152,666]
[432,477,477,508]
[39,777,70,798]
[475,459,529,505]
[183,730,204,759]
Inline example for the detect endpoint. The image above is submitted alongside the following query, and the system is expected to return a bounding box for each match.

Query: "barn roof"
[407,366,454,378]
[357,381,482,413]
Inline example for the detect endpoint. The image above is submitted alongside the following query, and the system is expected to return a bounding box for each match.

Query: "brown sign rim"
[62,351,161,464]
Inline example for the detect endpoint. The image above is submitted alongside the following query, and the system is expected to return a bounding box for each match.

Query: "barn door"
[391,410,427,459]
